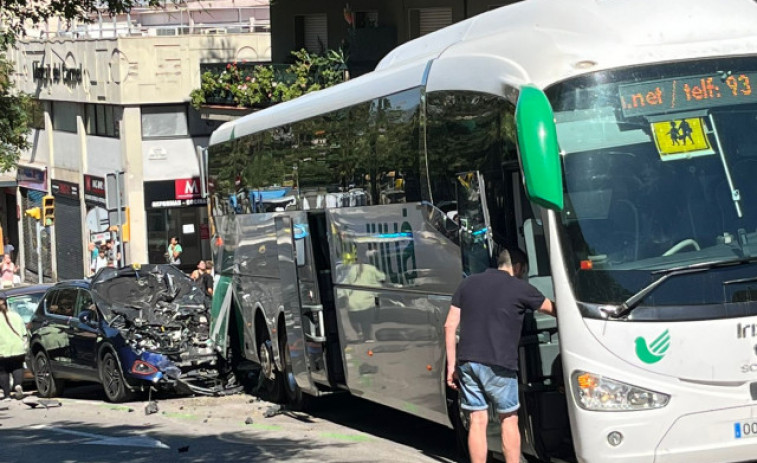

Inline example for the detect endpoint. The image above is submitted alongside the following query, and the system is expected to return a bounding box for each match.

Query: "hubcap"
[35,355,50,394]
[103,355,121,398]
[259,342,274,380]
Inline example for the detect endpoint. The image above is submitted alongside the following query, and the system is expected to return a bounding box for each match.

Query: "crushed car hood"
[92,264,212,356]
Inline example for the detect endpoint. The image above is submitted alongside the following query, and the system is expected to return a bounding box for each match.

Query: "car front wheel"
[34,351,63,398]
[100,351,134,403]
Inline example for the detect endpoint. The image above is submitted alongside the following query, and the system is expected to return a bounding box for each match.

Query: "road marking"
[319,432,372,442]
[31,425,169,449]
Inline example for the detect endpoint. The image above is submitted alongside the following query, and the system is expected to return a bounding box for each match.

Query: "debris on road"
[263,404,283,418]
[23,398,62,409]
[245,417,254,425]
[145,401,159,415]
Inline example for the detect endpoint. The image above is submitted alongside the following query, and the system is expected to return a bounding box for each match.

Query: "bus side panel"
[327,203,461,425]
[232,214,283,366]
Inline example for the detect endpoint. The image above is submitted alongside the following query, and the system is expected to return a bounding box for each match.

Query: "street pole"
[114,170,125,268]
[36,221,43,284]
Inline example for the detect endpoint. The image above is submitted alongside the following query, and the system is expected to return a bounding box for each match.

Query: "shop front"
[18,165,52,281]
[144,177,210,273]
[51,179,84,279]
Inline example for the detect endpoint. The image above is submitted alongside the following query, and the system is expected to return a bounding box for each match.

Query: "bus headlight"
[572,370,670,411]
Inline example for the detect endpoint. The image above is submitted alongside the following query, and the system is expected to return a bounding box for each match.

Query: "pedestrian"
[444,248,555,463]
[0,296,26,401]
[88,241,99,275]
[0,253,17,288]
[95,244,109,273]
[198,262,214,298]
[190,260,204,281]
[167,236,182,266]
[106,238,121,265]
[3,237,14,263]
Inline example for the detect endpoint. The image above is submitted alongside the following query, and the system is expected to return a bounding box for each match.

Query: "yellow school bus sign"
[651,117,714,161]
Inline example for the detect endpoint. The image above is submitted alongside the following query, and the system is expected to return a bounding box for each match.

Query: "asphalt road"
[0,384,459,463]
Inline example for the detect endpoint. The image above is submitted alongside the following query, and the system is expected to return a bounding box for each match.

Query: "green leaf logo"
[635,329,670,364]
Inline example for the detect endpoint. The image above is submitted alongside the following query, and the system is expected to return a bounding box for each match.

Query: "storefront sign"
[32,61,83,86]
[83,174,106,206]
[175,178,202,200]
[17,166,46,191]
[144,178,207,209]
[51,179,80,200]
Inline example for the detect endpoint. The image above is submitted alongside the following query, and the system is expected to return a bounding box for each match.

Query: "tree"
[0,0,164,170]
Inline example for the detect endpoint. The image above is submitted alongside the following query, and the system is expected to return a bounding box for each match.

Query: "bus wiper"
[608,256,757,318]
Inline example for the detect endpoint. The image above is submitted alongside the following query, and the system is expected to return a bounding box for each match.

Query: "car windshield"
[8,293,44,323]
[548,57,757,312]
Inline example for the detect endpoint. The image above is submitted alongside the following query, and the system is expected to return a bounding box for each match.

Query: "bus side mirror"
[516,85,563,211]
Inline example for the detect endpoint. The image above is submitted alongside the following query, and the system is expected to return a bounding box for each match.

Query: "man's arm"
[444,305,461,390]
[538,298,556,317]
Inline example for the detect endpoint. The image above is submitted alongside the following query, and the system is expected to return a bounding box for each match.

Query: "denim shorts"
[457,361,519,414]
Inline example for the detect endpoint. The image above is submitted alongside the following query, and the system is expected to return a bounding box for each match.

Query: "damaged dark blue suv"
[28,264,222,402]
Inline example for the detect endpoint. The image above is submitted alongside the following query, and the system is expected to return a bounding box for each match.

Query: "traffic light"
[42,195,55,226]
[24,207,41,221]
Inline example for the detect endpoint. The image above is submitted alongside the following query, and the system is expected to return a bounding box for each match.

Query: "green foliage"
[0,55,28,172]
[190,49,348,110]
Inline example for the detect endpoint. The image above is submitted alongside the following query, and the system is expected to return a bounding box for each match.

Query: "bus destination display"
[619,72,754,117]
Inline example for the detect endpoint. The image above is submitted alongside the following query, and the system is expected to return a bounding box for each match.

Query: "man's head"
[170,236,178,245]
[496,248,528,279]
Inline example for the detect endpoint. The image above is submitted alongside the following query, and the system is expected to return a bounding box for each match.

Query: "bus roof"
[209,0,757,146]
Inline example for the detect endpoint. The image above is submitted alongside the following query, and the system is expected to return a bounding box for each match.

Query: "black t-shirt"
[198,273,213,297]
[451,268,546,370]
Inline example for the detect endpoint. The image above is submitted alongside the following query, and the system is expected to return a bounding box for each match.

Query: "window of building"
[141,104,189,138]
[85,104,121,137]
[408,7,452,39]
[26,99,45,130]
[51,101,81,133]
[295,14,328,54]
[354,11,378,28]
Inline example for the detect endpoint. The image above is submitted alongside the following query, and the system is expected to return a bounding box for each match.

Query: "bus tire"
[448,387,497,463]
[278,327,310,411]
[257,337,284,403]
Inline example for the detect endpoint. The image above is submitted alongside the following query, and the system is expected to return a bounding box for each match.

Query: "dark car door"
[37,288,75,369]
[68,288,100,379]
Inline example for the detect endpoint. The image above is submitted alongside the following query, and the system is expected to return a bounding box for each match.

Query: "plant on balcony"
[190,48,348,110]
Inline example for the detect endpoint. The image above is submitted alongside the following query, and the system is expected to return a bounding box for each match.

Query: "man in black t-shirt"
[444,248,555,463]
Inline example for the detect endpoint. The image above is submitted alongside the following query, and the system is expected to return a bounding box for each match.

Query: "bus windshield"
[549,57,757,311]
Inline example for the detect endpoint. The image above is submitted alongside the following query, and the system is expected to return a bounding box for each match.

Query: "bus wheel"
[448,389,472,461]
[257,338,284,403]
[278,328,309,411]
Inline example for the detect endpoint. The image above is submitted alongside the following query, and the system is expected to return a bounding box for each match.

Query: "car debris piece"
[145,401,159,415]
[23,398,61,409]
[263,405,283,418]
[178,445,190,453]
[245,417,254,425]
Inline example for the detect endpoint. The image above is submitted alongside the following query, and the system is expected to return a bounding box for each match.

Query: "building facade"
[270,0,517,76]
[8,2,271,278]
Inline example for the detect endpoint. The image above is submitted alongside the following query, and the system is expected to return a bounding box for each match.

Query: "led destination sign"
[619,72,755,117]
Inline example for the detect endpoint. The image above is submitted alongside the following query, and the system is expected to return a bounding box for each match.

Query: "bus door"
[275,214,330,395]
[504,165,570,462]
[456,171,494,274]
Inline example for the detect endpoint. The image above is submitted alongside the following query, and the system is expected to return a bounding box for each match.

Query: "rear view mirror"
[516,85,563,211]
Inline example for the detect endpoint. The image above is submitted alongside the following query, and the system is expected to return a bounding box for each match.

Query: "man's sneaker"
[1,397,11,403]
[12,385,23,400]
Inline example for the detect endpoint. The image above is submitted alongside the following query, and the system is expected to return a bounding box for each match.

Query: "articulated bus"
[204,0,757,461]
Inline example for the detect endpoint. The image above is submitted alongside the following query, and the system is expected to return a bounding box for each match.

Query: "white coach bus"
[205,0,757,461]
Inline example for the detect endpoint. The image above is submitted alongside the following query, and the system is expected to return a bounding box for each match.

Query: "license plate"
[734,421,757,439]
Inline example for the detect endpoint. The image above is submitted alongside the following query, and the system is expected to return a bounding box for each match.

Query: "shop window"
[408,7,452,39]
[85,104,121,137]
[51,101,81,133]
[141,104,189,138]
[295,14,327,54]
[26,99,45,130]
